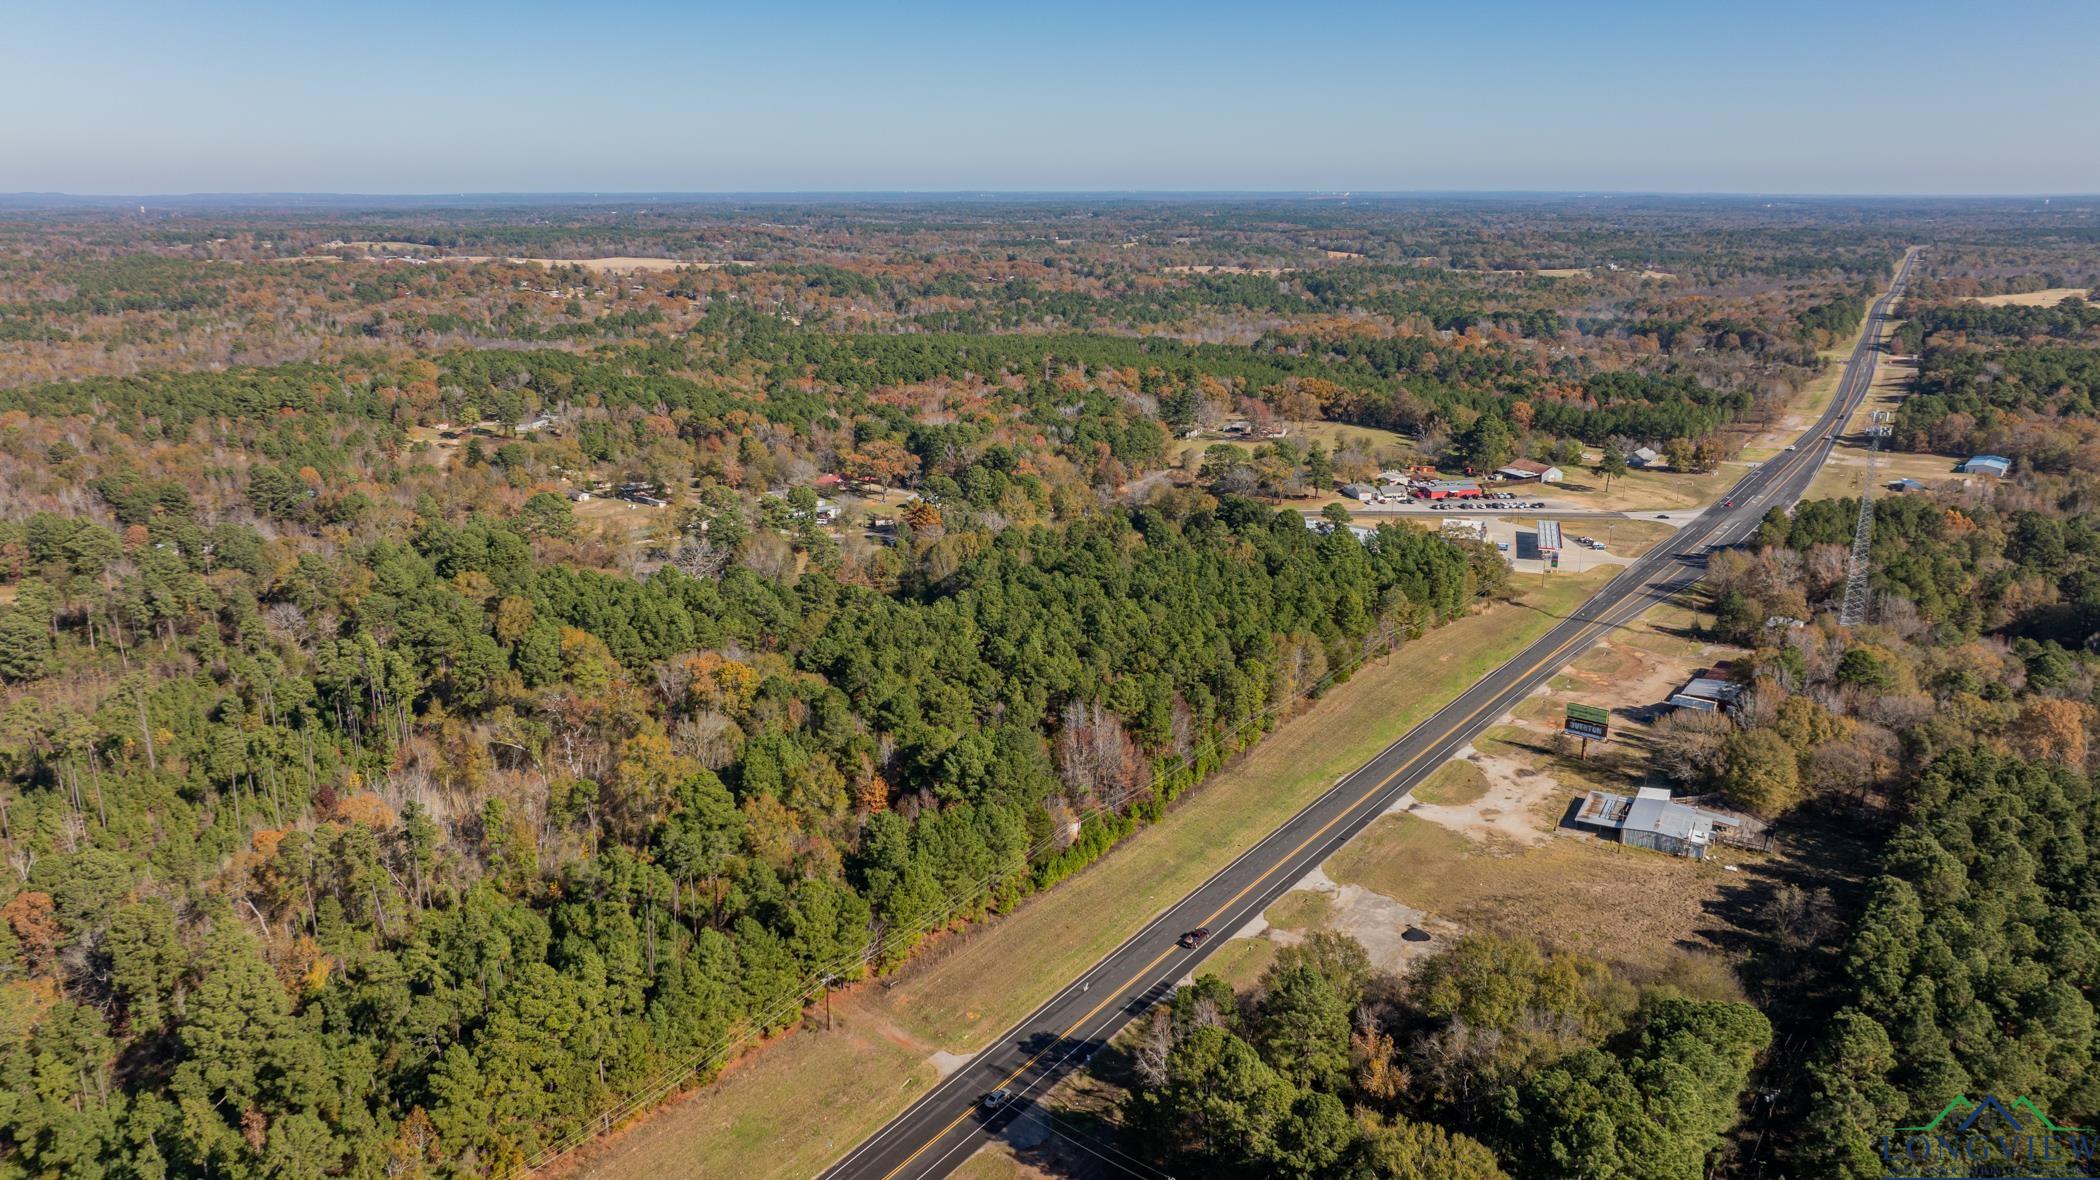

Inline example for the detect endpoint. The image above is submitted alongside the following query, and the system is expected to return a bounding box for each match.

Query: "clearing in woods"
[1962,287,2089,306]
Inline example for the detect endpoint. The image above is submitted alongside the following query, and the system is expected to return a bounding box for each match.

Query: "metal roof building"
[1536,520,1562,553]
[1960,454,2011,477]
[1668,675,1742,711]
[1574,787,1721,859]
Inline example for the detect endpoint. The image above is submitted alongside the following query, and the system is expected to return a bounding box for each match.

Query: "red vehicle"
[1177,927,1212,949]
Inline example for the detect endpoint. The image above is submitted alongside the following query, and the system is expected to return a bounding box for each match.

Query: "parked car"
[1178,927,1212,949]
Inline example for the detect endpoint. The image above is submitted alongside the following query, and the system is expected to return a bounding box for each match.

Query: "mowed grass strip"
[1196,937,1279,993]
[1411,760,1490,807]
[1263,888,1335,932]
[581,568,1615,1179]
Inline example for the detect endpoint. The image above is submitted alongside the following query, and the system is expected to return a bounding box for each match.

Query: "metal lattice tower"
[1838,411,1891,627]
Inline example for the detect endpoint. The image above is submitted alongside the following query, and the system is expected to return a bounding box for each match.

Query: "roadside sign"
[1564,703,1611,742]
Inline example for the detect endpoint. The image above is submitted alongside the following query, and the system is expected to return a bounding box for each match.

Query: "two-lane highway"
[822,251,1914,1180]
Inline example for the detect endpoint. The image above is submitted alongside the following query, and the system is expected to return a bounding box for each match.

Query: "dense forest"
[0,198,2092,1178]
[1127,932,1768,1179]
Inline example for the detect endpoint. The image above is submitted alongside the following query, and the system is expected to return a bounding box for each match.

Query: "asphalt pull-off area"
[819,253,1915,1180]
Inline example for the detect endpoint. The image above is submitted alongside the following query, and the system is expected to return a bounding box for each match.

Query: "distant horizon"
[4,189,2096,204]
[9,0,2097,195]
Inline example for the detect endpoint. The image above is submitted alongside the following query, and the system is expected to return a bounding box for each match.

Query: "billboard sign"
[1564,703,1611,741]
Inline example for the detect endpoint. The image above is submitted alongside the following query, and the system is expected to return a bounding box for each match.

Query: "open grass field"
[574,566,1622,1180]
[1801,347,1980,502]
[1963,287,2089,307]
[1323,812,1750,985]
[1167,419,1415,468]
[1556,461,1739,512]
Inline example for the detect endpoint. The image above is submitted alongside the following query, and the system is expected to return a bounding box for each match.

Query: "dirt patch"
[1326,883,1454,977]
[1394,742,1559,847]
[926,1050,973,1078]
[1224,868,1454,982]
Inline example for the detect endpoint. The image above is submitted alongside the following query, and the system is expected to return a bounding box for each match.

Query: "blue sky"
[6,0,2096,194]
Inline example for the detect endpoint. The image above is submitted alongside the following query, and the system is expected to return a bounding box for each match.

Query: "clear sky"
[7,0,2097,195]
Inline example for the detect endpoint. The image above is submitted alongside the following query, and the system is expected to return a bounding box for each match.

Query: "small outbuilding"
[1888,478,1928,492]
[1497,459,1565,484]
[1960,454,2011,477]
[1341,483,1381,501]
[1668,669,1742,712]
[1574,787,1723,859]
[1626,446,1663,469]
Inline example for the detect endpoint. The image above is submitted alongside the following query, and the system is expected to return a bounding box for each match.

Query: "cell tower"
[1838,410,1893,627]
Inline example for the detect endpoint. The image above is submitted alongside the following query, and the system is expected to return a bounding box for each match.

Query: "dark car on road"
[1178,927,1212,949]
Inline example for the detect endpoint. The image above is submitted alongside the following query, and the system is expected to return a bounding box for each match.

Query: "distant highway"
[820,251,1914,1180]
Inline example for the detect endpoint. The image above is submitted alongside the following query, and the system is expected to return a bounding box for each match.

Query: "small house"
[1497,459,1564,484]
[1302,517,1375,544]
[1959,454,2011,477]
[1668,669,1742,712]
[1626,446,1663,469]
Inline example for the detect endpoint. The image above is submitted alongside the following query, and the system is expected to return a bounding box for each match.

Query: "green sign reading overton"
[1564,703,1610,741]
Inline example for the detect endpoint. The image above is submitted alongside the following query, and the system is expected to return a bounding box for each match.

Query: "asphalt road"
[820,252,1913,1180]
